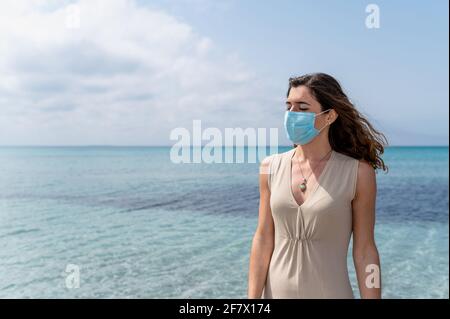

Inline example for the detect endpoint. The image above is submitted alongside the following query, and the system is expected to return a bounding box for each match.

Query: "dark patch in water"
[0,228,40,238]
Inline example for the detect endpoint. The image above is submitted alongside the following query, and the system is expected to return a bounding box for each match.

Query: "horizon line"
[0,144,448,148]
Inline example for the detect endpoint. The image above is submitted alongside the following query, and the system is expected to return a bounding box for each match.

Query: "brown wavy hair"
[287,73,388,172]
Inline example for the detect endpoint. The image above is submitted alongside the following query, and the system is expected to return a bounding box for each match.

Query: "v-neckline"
[288,148,335,209]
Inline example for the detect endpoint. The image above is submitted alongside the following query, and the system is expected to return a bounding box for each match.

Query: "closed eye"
[285,102,310,111]
[286,105,309,111]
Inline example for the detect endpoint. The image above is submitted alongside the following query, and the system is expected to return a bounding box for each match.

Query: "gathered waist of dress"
[275,232,319,242]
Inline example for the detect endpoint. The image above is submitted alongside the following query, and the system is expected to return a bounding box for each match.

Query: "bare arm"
[247,156,275,299]
[352,160,382,299]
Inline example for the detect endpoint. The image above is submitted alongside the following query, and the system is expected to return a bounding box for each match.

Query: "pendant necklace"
[295,149,333,193]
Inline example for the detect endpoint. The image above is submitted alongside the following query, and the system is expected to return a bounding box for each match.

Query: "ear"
[329,109,338,124]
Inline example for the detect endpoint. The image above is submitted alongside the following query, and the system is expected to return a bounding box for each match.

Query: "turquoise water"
[0,146,448,298]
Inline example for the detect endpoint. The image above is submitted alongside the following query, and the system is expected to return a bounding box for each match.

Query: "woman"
[248,73,387,299]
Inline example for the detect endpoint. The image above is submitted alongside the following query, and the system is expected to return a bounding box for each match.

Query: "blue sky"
[0,0,448,146]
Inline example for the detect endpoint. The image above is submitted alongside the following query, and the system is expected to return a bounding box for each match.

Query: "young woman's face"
[285,85,332,130]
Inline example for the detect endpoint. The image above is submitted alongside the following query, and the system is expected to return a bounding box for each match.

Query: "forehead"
[287,85,314,101]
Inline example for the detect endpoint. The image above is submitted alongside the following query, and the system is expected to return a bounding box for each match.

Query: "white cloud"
[0,0,279,145]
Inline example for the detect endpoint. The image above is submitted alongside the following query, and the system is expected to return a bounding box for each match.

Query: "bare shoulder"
[355,159,376,199]
[261,153,277,165]
[259,153,278,175]
[357,159,376,180]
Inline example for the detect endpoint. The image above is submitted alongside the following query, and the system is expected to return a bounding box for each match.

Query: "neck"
[294,143,333,163]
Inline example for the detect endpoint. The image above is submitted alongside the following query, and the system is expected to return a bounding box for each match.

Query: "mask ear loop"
[315,109,332,132]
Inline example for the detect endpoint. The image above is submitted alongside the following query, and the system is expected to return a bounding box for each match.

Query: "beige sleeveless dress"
[261,148,359,299]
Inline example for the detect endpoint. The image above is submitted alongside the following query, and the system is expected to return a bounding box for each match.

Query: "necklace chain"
[294,148,333,192]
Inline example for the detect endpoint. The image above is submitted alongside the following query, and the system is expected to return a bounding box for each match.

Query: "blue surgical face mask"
[284,109,331,145]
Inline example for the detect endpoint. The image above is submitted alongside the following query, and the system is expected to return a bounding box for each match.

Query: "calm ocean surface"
[0,146,448,298]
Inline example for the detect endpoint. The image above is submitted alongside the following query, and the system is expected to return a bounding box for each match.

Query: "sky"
[0,0,448,146]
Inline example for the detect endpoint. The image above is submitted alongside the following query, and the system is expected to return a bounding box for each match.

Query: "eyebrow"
[285,100,310,106]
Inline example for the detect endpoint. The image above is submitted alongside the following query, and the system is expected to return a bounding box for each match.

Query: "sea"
[0,146,448,298]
